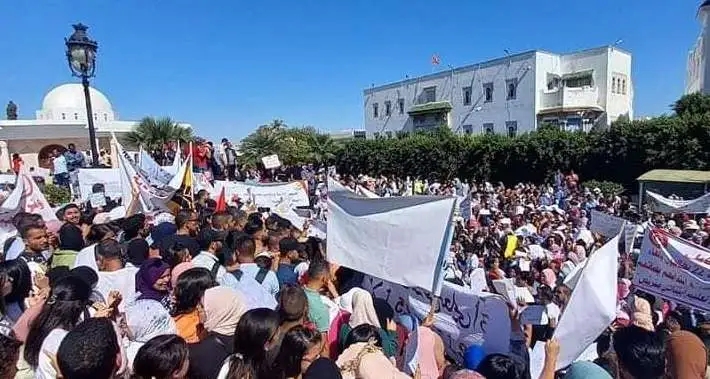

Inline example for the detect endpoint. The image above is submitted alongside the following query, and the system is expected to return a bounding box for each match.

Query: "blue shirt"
[276,263,298,287]
[192,252,276,310]
[240,263,280,296]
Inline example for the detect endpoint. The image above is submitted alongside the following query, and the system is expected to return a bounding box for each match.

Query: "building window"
[354,131,366,139]
[621,79,626,95]
[61,113,66,120]
[385,101,392,116]
[565,75,593,88]
[73,113,78,120]
[103,113,108,121]
[373,103,379,118]
[506,79,517,100]
[463,87,472,106]
[398,98,404,114]
[385,131,393,139]
[463,124,473,134]
[423,87,437,103]
[483,123,494,134]
[483,83,494,103]
[93,113,97,120]
[547,75,560,91]
[612,78,617,94]
[506,121,518,137]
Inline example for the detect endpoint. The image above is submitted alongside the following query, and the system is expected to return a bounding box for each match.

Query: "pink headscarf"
[171,262,194,288]
[542,268,557,288]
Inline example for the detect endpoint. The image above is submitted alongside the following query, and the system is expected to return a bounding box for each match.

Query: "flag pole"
[187,143,194,210]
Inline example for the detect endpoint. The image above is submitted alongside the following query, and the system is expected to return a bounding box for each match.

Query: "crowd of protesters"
[0,160,708,379]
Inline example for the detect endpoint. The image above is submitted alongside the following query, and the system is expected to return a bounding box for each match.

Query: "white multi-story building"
[687,1,710,94]
[363,46,633,137]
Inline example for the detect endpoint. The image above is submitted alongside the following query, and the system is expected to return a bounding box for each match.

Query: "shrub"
[43,183,71,206]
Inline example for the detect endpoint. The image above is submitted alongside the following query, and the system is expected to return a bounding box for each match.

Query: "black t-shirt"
[188,333,233,379]
[160,234,201,257]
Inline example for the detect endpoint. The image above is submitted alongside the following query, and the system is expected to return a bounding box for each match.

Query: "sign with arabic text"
[360,274,511,364]
[633,229,710,312]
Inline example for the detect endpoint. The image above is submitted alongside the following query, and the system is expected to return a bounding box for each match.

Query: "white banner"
[0,174,15,185]
[360,275,511,364]
[554,233,619,369]
[213,180,309,210]
[327,191,456,293]
[634,228,710,312]
[646,190,710,214]
[78,169,123,200]
[138,148,173,187]
[590,210,626,237]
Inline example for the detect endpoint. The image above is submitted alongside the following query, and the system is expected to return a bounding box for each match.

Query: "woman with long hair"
[217,308,281,379]
[133,334,190,379]
[1,259,32,323]
[23,276,91,378]
[171,267,217,343]
[276,325,323,379]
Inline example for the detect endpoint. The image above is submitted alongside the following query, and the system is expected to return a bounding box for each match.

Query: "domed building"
[0,83,191,172]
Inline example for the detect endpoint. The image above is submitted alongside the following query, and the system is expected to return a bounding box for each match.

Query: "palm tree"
[124,117,193,151]
[306,132,337,164]
[239,119,289,165]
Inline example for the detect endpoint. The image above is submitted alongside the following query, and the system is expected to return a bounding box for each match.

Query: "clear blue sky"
[0,0,700,141]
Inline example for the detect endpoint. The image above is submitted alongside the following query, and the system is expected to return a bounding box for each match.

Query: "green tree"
[239,119,290,166]
[124,117,193,151]
[673,93,710,118]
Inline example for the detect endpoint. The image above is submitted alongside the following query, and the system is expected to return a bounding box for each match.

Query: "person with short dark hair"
[613,325,665,379]
[303,260,336,336]
[276,238,302,287]
[133,334,189,379]
[57,317,121,379]
[476,353,526,379]
[160,210,200,257]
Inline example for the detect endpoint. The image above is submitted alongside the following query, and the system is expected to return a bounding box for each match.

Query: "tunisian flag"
[215,186,227,212]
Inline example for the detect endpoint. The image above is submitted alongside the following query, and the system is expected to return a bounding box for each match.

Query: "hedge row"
[333,114,710,189]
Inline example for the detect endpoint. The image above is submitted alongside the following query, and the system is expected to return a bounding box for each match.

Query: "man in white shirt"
[92,239,137,311]
[192,229,276,309]
[234,235,280,296]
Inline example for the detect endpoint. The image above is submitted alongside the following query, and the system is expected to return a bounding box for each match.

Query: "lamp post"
[65,23,100,168]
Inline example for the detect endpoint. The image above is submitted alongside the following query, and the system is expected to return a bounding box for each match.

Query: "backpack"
[255,268,269,284]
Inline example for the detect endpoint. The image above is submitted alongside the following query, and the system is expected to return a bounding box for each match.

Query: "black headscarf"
[58,223,85,251]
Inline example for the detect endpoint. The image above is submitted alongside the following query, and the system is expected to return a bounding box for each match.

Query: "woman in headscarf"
[337,289,397,357]
[666,330,708,379]
[337,324,411,379]
[188,286,247,379]
[123,299,177,371]
[631,296,654,332]
[51,223,86,268]
[135,258,171,308]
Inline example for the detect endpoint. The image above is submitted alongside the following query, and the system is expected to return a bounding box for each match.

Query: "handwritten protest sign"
[261,154,281,169]
[633,229,710,312]
[360,274,511,364]
[214,180,309,210]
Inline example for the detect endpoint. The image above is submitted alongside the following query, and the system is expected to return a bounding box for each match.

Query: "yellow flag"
[504,234,517,259]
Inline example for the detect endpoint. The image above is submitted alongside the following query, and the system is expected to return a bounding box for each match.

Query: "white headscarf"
[124,299,177,366]
[348,289,380,329]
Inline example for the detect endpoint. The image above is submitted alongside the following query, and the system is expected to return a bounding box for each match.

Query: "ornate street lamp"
[65,23,100,167]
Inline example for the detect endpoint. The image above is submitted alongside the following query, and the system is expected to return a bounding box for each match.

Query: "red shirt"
[192,145,208,169]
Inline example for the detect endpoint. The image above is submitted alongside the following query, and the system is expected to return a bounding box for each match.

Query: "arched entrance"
[37,144,67,169]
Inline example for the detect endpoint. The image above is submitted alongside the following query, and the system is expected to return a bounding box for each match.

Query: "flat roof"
[637,169,710,183]
[363,45,631,95]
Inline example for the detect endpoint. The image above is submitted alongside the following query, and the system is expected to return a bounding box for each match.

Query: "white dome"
[37,83,116,122]
[42,83,112,113]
